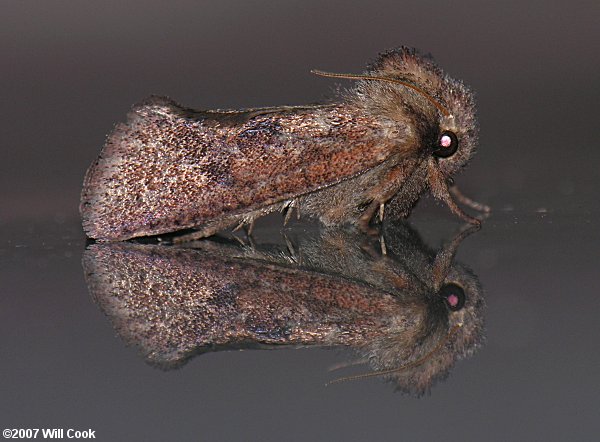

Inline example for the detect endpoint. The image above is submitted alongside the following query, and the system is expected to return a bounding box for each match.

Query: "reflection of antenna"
[311,69,450,117]
[326,324,462,386]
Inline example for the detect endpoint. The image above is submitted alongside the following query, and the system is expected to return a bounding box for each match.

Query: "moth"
[81,47,488,241]
[83,221,485,394]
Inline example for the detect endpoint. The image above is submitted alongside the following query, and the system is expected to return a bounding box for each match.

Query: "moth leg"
[245,219,256,237]
[449,185,491,213]
[358,234,389,259]
[282,200,295,226]
[282,199,301,226]
[232,220,246,232]
[173,218,242,243]
[358,200,382,235]
[283,233,300,264]
[431,222,481,290]
[358,163,416,232]
[427,160,481,225]
[232,234,248,247]
[246,231,257,249]
[232,215,256,237]
[379,234,387,256]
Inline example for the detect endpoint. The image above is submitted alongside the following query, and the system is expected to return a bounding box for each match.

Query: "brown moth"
[81,47,488,241]
[83,221,485,394]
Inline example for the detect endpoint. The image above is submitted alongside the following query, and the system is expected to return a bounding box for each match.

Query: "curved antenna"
[311,69,450,117]
[326,323,462,386]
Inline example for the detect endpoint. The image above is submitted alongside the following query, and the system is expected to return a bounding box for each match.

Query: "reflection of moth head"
[320,221,484,394]
[443,263,486,357]
[366,222,485,394]
[83,222,484,394]
[356,261,484,395]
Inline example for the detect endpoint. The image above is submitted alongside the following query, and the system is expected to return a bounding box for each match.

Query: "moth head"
[314,47,478,177]
[368,47,478,176]
[436,263,485,358]
[330,264,485,395]
[379,263,484,395]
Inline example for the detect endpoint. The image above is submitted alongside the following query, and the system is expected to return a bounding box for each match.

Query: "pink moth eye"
[440,134,453,147]
[433,130,459,158]
[439,283,466,311]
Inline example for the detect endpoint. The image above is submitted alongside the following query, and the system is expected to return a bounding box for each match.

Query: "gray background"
[2,1,599,441]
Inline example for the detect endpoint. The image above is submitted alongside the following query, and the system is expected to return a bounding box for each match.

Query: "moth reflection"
[83,222,485,394]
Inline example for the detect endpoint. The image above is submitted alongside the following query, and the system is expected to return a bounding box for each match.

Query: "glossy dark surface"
[2,1,599,440]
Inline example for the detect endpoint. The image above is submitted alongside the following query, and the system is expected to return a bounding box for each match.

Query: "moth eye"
[439,283,465,311]
[433,130,459,158]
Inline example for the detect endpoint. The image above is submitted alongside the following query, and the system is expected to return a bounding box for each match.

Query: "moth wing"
[83,241,396,367]
[81,96,405,240]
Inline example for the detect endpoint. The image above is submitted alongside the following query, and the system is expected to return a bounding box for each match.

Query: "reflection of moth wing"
[81,97,408,240]
[83,241,409,368]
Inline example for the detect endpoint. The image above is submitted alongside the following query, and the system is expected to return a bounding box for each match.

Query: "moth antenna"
[326,323,462,386]
[311,69,450,117]
[328,359,369,372]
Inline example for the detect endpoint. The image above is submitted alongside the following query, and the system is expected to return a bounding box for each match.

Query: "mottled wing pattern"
[81,97,403,240]
[83,241,399,367]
